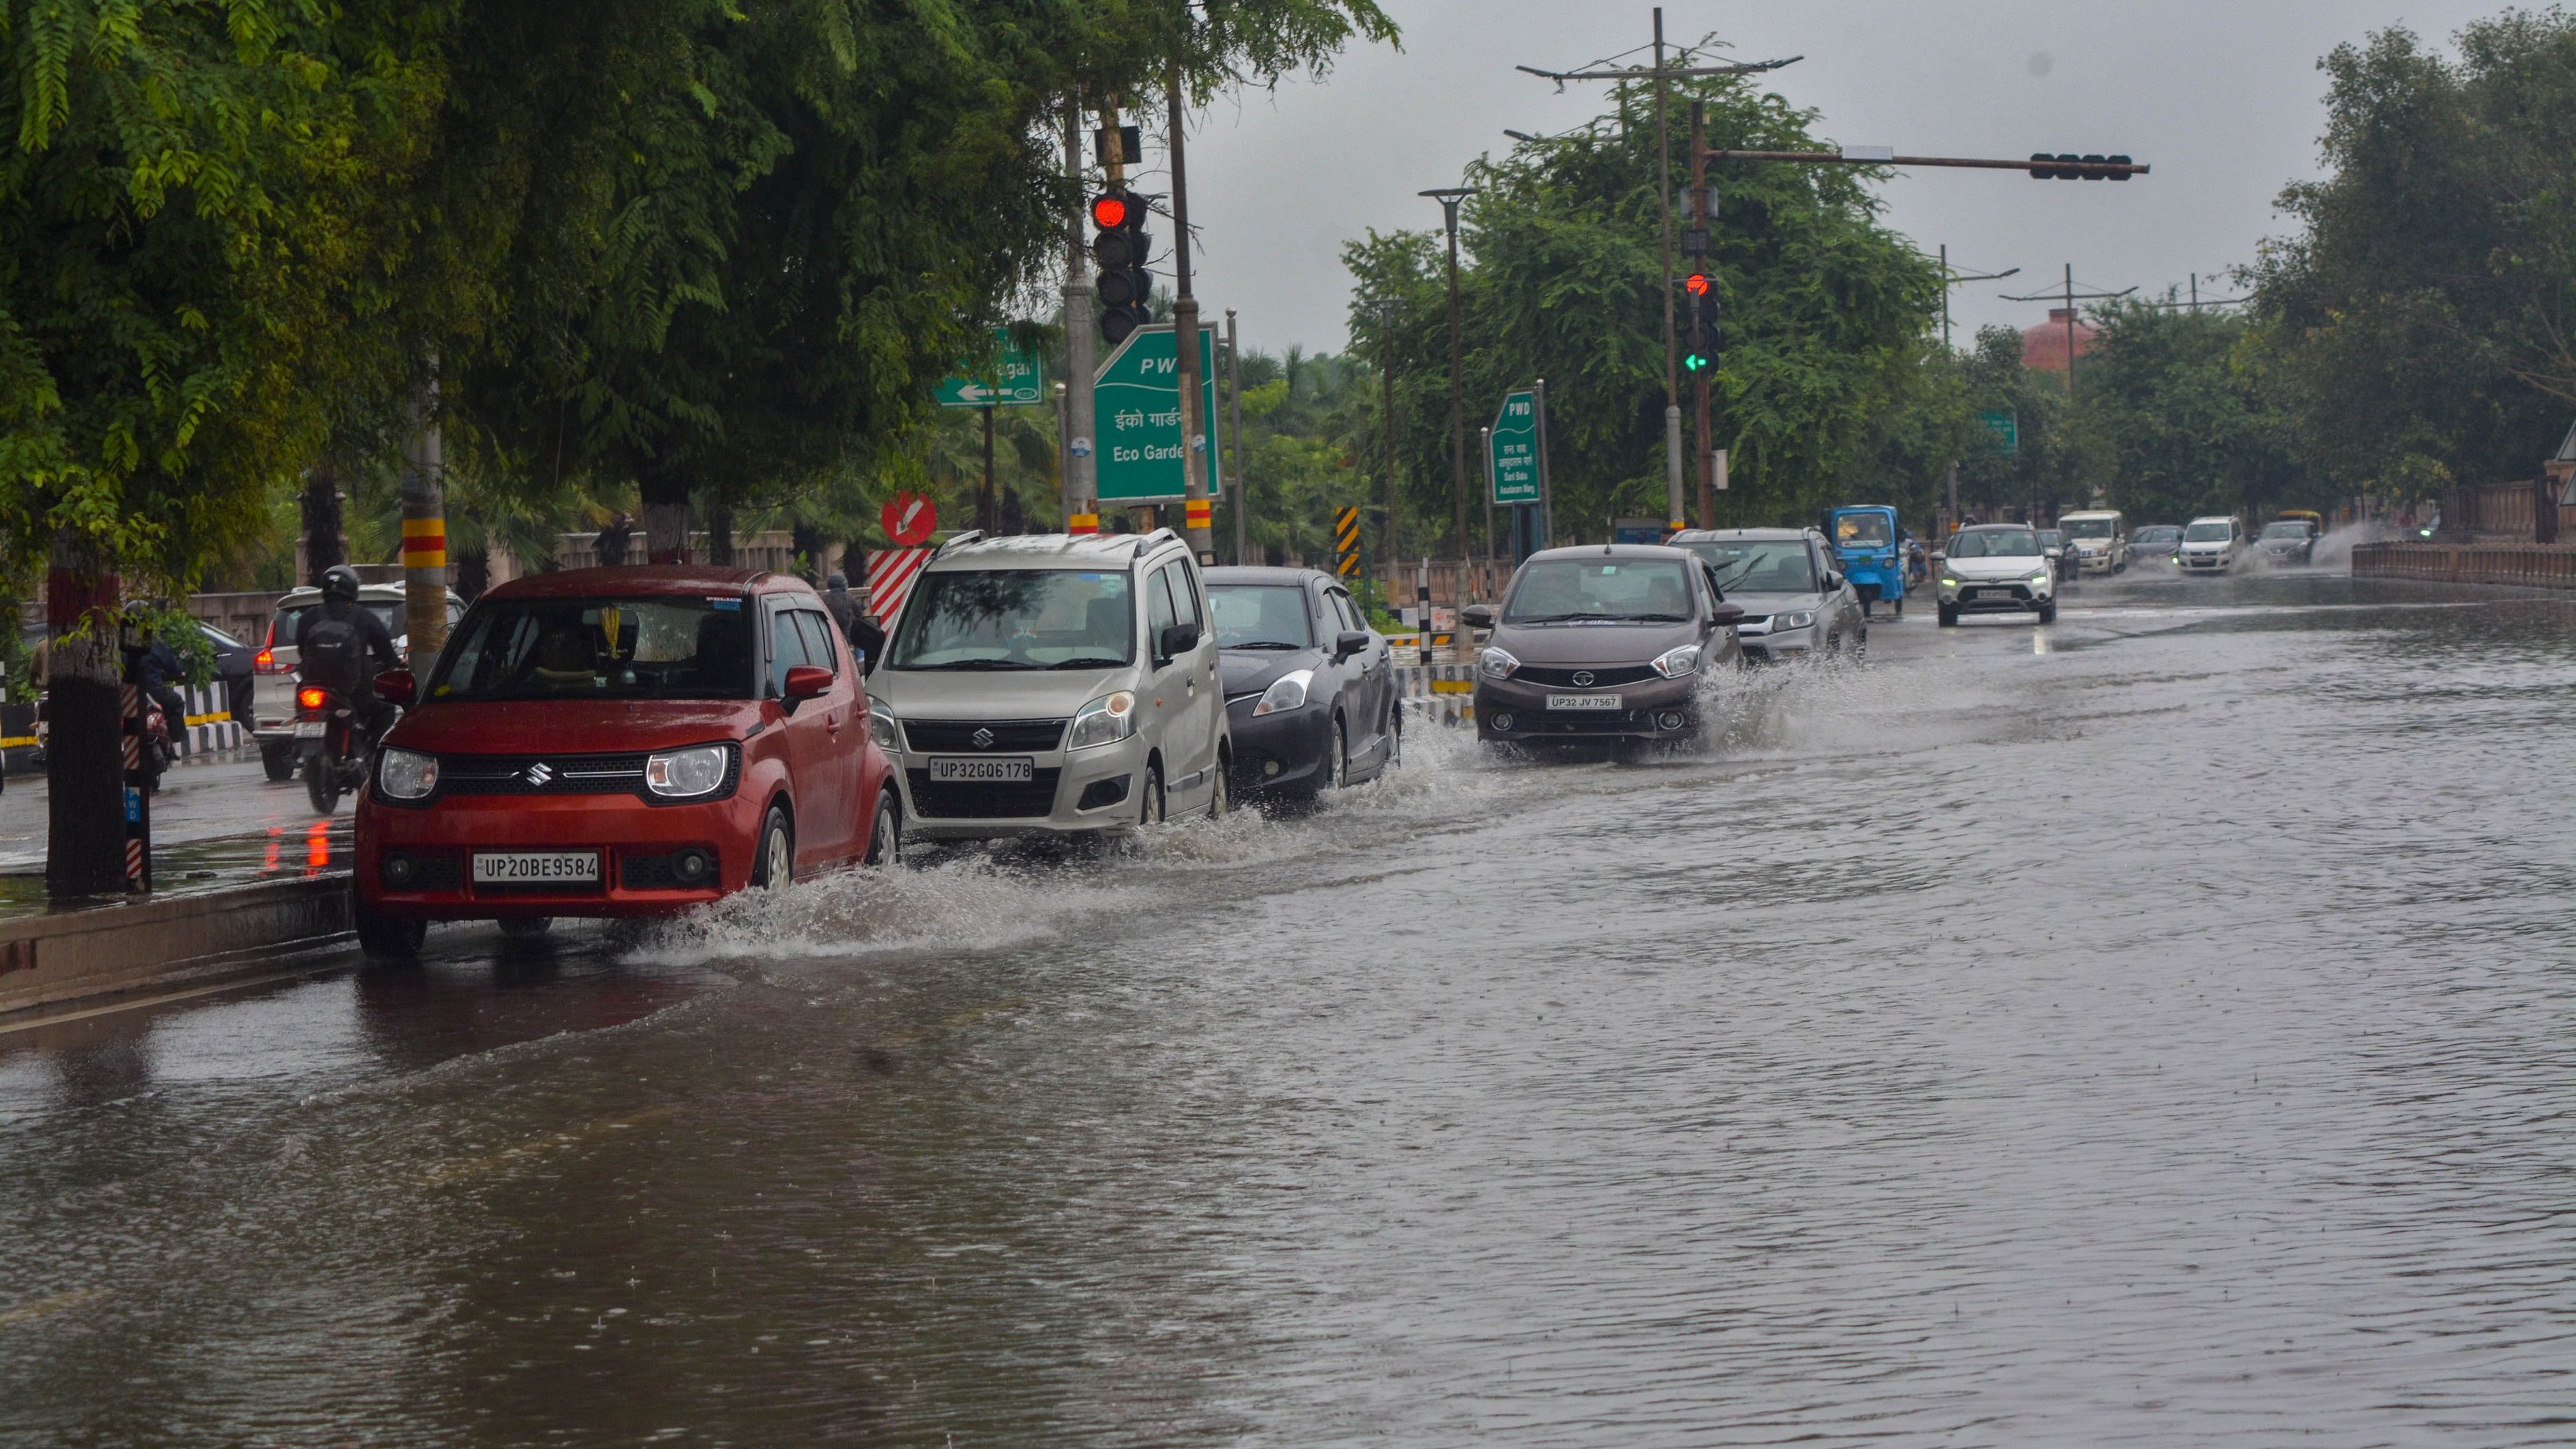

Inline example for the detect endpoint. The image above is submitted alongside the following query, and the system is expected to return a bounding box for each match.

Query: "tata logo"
[971,727,996,749]
[1571,670,1595,687]
[524,762,555,787]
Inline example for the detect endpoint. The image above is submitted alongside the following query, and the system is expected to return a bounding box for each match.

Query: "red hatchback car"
[351,565,898,956]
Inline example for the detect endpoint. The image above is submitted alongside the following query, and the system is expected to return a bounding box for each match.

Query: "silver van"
[866,530,1231,839]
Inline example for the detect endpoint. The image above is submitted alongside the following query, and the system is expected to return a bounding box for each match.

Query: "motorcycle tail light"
[296,686,327,714]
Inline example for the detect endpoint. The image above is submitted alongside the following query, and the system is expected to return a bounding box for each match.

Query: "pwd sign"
[1489,389,1539,505]
[1093,324,1224,504]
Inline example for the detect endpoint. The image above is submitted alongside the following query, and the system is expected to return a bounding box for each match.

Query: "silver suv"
[867,530,1231,839]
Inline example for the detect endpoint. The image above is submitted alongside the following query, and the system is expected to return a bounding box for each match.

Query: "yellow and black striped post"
[1334,506,1362,578]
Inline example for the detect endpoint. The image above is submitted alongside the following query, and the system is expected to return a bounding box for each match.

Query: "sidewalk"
[0,745,353,920]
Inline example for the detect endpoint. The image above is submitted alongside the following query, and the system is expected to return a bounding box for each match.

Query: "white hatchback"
[2176,516,2246,573]
[866,530,1232,839]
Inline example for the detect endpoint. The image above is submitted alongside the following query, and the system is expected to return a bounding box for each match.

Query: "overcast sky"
[1157,0,2505,357]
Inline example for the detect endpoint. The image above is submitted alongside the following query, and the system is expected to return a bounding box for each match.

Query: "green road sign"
[936,329,1046,408]
[1980,409,2019,457]
[1489,388,1539,505]
[1093,324,1222,503]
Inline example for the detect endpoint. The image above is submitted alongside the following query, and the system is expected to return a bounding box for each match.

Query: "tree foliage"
[2247,9,2576,498]
[0,0,452,585]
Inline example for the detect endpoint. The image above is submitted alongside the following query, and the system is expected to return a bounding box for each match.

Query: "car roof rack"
[934,529,986,558]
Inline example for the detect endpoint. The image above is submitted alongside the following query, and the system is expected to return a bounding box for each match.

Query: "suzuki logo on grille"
[971,727,996,749]
[1570,670,1595,687]
[524,762,555,786]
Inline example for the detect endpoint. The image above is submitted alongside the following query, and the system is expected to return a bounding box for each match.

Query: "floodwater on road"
[1,568,2569,1446]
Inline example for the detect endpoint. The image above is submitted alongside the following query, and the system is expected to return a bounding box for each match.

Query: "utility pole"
[1519,29,1798,538]
[399,369,448,666]
[1226,309,1246,565]
[1421,187,1476,562]
[1063,104,1099,536]
[1167,69,1212,563]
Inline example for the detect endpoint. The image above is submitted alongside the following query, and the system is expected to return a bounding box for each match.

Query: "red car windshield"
[427,597,754,702]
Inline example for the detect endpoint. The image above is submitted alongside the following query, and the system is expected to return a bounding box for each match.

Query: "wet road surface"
[1,567,2569,1446]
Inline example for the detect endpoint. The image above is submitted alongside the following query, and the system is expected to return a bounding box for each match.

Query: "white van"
[866,530,1231,839]
[2056,510,2128,574]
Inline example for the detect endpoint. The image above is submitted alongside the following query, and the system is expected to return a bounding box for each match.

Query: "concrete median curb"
[0,874,352,1021]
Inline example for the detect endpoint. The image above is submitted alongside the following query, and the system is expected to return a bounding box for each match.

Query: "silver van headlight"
[1069,691,1137,749]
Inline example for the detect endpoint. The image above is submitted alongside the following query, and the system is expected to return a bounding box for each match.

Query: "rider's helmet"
[321,564,361,603]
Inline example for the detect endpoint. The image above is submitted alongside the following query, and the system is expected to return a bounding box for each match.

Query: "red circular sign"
[882,491,936,547]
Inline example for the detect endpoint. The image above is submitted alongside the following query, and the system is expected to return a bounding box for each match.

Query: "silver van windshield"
[888,570,1135,671]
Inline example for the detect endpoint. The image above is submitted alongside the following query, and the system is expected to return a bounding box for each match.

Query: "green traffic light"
[1684,353,1712,372]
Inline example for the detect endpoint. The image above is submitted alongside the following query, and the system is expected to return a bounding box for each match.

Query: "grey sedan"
[1670,528,1868,660]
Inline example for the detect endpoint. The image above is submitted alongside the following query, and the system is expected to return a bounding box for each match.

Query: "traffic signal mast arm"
[1703,148,2149,178]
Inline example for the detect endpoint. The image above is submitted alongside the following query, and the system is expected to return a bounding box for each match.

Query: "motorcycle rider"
[294,565,401,751]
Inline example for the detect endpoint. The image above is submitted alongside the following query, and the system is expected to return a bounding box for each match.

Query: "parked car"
[351,564,898,957]
[2176,516,2247,573]
[1465,544,1744,746]
[2129,524,2183,562]
[1670,527,1865,660]
[254,580,464,781]
[2037,528,2078,582]
[1937,524,2059,626]
[1204,566,1399,799]
[2057,509,2129,574]
[2257,518,2320,565]
[866,529,1231,839]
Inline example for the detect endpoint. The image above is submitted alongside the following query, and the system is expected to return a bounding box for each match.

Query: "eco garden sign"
[1093,324,1222,505]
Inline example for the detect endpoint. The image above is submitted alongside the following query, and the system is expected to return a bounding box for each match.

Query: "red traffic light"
[1090,194,1129,229]
[1684,272,1710,298]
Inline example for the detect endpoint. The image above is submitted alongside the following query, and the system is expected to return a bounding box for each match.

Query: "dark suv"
[1465,544,1742,746]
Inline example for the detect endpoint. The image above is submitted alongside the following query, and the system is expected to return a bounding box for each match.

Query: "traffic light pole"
[1165,72,1213,563]
[1063,104,1098,536]
[1690,100,1714,530]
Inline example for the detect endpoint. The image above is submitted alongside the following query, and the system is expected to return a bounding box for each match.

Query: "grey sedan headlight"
[1650,644,1702,679]
[868,705,900,751]
[1478,646,1519,680]
[1252,669,1314,717]
[645,744,731,798]
[1773,610,1816,630]
[377,747,438,801]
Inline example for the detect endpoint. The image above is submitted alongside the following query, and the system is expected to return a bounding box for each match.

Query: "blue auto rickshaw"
[1827,505,1909,618]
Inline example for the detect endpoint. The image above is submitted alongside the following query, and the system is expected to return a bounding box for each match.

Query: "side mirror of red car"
[375,669,417,706]
[783,664,832,702]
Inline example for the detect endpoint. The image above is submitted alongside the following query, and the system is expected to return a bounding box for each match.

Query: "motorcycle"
[294,681,374,813]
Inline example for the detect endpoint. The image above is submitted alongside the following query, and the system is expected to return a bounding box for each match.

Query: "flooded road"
[3,568,2569,1446]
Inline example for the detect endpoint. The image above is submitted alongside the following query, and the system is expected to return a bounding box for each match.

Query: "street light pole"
[1378,301,1400,570]
[1421,187,1477,563]
[1653,7,1684,536]
[1226,309,1246,565]
[1166,67,1212,562]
